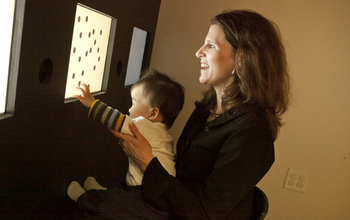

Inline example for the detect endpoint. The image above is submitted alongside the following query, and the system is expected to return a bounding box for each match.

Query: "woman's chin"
[199,78,207,85]
[199,74,209,85]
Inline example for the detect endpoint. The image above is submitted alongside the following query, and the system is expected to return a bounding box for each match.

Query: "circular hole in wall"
[39,58,53,85]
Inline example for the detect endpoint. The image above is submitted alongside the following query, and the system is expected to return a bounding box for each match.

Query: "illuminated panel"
[64,3,116,102]
[0,1,15,114]
[124,27,148,86]
[0,0,24,119]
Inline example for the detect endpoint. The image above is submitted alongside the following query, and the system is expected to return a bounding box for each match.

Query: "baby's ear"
[149,107,163,122]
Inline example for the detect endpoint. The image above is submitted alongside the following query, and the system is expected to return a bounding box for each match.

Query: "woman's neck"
[214,88,224,114]
[206,90,223,122]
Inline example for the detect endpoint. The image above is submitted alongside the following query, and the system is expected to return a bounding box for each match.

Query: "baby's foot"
[84,176,107,191]
[67,181,86,202]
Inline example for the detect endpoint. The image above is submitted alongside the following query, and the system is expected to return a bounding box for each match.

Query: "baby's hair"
[132,69,185,129]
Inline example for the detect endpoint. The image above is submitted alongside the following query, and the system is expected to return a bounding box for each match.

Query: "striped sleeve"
[88,100,126,132]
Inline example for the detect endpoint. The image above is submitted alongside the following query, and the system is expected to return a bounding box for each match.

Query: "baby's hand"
[73,83,96,108]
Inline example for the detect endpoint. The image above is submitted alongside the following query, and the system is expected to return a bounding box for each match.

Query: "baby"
[67,69,185,201]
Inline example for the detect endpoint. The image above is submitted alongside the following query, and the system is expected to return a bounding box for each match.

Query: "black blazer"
[142,105,274,219]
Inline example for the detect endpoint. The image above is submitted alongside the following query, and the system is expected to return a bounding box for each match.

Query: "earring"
[232,69,235,75]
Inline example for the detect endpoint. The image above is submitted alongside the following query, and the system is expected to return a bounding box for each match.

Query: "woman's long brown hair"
[200,10,290,140]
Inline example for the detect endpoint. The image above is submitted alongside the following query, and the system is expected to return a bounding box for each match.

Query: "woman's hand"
[109,123,154,172]
[73,83,96,108]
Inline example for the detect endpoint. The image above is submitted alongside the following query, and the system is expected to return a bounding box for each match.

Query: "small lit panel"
[64,3,117,102]
[124,27,148,87]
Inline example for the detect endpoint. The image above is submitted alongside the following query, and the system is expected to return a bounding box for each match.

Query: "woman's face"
[196,24,237,90]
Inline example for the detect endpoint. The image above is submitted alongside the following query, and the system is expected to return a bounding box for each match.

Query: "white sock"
[83,176,107,191]
[67,181,86,202]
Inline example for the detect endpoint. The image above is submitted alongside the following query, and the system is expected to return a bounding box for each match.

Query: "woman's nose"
[195,46,204,58]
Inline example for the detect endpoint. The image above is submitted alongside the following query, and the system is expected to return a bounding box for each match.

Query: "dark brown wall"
[0,0,161,218]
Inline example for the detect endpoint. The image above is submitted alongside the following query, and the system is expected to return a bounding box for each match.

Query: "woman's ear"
[237,56,242,68]
[149,107,163,122]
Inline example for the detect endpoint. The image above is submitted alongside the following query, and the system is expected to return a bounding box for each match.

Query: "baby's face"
[128,85,152,119]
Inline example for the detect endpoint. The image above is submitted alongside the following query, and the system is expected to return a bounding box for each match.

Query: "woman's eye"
[208,44,215,48]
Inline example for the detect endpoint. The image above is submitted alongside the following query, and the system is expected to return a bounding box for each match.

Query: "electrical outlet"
[64,3,116,102]
[283,168,310,192]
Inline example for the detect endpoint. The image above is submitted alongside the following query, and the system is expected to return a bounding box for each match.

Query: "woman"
[77,10,290,219]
